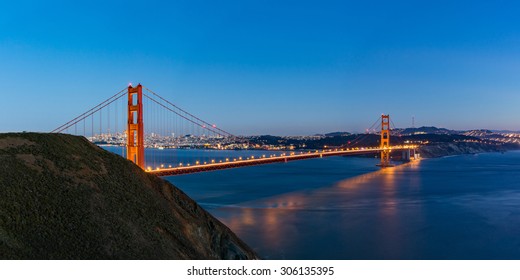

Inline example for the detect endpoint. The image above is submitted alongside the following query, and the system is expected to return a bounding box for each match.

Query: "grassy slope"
[0,133,257,259]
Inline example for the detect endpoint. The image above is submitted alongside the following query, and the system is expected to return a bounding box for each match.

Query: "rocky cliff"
[417,142,507,158]
[0,133,258,259]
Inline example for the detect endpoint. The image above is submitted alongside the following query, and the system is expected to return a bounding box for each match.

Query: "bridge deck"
[146,146,416,176]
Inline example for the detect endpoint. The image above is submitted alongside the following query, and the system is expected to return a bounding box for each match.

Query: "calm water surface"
[107,147,520,259]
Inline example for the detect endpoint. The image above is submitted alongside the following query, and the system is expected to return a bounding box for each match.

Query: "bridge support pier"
[402,149,411,161]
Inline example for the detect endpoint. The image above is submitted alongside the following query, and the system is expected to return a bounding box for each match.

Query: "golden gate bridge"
[52,84,417,176]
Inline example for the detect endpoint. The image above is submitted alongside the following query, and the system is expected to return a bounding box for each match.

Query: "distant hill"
[324,132,351,137]
[463,129,496,137]
[396,126,458,135]
[0,133,258,260]
[491,130,520,133]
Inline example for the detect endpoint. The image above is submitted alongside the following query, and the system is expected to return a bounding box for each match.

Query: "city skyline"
[1,1,519,135]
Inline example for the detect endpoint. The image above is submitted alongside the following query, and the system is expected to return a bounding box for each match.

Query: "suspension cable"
[51,88,128,133]
[143,86,236,137]
[142,93,228,137]
[347,116,382,147]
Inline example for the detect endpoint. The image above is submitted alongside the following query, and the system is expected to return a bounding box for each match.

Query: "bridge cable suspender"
[52,88,127,133]
[347,116,382,148]
[143,86,236,138]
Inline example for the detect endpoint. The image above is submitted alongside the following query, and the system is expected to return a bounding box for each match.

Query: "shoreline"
[416,142,513,158]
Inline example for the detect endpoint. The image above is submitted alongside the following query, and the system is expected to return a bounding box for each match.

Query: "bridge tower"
[127,84,145,169]
[378,114,393,167]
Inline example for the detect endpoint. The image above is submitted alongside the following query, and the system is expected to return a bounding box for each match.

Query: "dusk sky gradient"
[1,0,519,135]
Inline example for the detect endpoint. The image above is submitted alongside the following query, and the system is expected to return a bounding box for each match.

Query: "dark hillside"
[0,133,258,259]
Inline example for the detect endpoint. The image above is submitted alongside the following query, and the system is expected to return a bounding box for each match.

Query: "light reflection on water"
[209,160,427,259]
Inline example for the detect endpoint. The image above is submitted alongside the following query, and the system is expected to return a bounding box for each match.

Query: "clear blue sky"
[1,0,519,135]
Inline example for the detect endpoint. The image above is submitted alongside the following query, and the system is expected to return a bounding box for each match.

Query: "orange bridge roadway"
[146,145,418,176]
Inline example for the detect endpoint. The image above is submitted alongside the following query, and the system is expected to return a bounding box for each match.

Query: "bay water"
[106,147,520,259]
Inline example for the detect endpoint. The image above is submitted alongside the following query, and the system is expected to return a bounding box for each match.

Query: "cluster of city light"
[145,144,418,172]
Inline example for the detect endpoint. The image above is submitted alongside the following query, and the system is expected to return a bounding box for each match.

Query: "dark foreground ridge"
[0,133,258,259]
